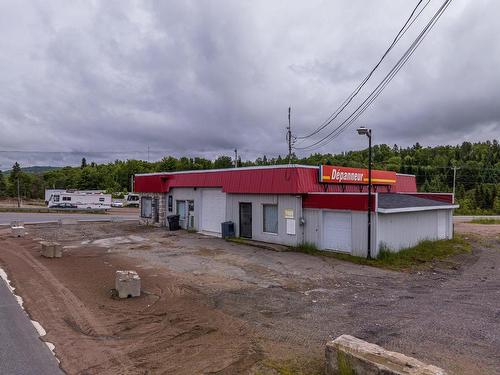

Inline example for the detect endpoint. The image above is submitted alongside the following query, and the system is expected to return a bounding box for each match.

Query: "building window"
[168,195,173,212]
[141,197,152,218]
[263,204,278,234]
[62,196,71,201]
[99,197,105,202]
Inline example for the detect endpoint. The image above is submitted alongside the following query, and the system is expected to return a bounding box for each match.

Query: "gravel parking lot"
[0,222,498,374]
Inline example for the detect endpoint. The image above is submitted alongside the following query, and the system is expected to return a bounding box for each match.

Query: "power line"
[0,150,165,154]
[295,0,429,141]
[296,0,451,151]
[295,0,453,151]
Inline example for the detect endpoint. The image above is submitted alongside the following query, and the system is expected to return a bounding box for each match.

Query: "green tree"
[8,162,23,196]
[0,171,6,197]
[213,155,233,169]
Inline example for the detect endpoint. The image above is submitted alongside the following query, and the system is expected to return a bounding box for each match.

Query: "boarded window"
[141,197,152,218]
[263,204,278,234]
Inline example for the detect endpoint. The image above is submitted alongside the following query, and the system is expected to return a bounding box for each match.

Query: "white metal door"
[201,189,226,234]
[323,211,352,253]
[176,200,187,229]
[437,210,446,239]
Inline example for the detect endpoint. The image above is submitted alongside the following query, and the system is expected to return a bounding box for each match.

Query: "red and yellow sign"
[319,165,396,185]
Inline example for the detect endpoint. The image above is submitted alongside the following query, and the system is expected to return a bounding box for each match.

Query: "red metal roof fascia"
[134,167,417,195]
[136,167,307,194]
[403,193,454,204]
[134,174,169,193]
[303,193,376,212]
[394,174,417,192]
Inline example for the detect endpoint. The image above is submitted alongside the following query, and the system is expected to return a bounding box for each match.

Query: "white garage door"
[201,189,226,234]
[323,211,352,253]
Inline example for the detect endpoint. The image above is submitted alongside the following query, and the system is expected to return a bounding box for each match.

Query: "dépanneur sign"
[319,165,396,185]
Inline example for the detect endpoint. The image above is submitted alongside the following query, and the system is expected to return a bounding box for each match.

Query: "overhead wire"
[295,0,428,141]
[295,0,452,151]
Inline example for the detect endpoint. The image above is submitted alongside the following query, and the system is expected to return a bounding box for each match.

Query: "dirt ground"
[0,222,498,374]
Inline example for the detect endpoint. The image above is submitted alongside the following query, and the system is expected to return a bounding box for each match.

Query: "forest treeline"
[0,140,498,214]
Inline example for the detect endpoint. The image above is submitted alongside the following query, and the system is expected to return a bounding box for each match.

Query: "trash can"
[221,221,235,239]
[167,215,180,231]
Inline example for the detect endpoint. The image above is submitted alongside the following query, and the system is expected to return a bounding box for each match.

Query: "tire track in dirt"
[0,229,263,374]
[0,237,141,372]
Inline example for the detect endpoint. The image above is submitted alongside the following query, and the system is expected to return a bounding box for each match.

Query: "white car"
[111,201,124,208]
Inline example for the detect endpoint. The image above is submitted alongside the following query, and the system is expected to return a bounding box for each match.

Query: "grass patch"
[289,237,471,271]
[470,218,500,225]
[225,237,251,246]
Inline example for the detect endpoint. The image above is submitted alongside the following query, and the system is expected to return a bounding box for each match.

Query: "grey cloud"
[0,0,498,170]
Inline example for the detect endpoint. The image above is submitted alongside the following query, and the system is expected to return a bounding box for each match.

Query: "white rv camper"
[47,190,111,210]
[124,193,140,207]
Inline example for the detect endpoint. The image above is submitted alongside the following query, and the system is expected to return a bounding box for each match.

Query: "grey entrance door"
[239,202,252,238]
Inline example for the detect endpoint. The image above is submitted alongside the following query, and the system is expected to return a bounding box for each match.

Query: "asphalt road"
[453,215,500,222]
[0,278,63,374]
[0,211,138,225]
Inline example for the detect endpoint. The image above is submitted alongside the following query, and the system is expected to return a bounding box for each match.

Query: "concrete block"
[11,226,26,237]
[40,241,62,258]
[59,218,78,225]
[115,270,141,298]
[325,335,447,375]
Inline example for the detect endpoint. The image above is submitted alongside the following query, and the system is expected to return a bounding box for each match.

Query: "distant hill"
[2,166,60,175]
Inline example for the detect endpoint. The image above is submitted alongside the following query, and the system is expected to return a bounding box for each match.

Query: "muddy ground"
[0,222,498,374]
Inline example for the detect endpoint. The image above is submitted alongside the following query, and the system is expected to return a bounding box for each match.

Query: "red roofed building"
[134,165,457,257]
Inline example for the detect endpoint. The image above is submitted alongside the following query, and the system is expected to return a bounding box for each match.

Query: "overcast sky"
[0,0,498,169]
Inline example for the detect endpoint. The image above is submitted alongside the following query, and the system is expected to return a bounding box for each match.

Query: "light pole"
[357,126,372,259]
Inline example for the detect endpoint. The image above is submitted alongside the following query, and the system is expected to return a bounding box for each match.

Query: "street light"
[357,126,372,259]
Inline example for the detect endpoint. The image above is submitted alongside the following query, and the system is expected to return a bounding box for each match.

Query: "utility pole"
[452,166,460,203]
[234,148,238,168]
[17,178,20,208]
[286,106,292,164]
[367,130,372,260]
[147,145,150,163]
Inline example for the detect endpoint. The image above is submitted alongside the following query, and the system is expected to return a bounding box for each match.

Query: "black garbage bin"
[221,221,235,239]
[167,214,180,231]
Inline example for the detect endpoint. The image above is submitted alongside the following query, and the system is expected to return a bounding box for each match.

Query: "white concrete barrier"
[58,218,78,225]
[10,221,26,237]
[40,242,62,258]
[115,270,141,298]
[325,335,447,375]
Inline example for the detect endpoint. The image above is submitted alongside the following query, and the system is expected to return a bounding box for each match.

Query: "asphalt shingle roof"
[378,193,452,209]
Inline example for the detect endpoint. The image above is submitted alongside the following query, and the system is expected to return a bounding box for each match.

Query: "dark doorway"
[239,202,252,238]
[152,198,159,223]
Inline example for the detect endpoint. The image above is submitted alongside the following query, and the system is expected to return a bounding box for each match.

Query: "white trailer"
[47,191,111,210]
[45,189,105,205]
[124,193,140,207]
[44,189,66,204]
